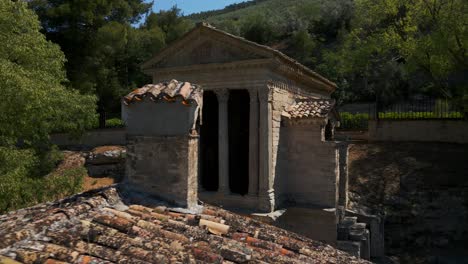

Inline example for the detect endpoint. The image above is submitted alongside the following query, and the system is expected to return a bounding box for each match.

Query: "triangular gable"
[141,23,337,91]
[141,23,272,70]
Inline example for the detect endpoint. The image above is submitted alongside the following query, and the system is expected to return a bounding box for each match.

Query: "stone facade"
[131,23,367,253]
[123,81,202,209]
[275,118,339,208]
[141,23,337,213]
[125,135,198,208]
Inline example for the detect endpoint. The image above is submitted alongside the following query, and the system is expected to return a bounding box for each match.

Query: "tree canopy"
[0,0,95,213]
[28,1,193,127]
[318,0,467,103]
[0,0,96,148]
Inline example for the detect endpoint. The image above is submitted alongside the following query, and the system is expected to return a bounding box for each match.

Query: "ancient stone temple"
[138,22,339,214]
[121,23,383,259]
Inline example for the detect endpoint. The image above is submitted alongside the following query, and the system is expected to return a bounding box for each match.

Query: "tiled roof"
[123,80,202,107]
[0,186,368,264]
[283,99,336,119]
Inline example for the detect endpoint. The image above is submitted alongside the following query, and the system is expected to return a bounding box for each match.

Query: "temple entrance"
[200,91,219,191]
[228,89,250,195]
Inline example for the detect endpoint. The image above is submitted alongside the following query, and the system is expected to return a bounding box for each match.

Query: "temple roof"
[141,23,336,92]
[283,99,336,119]
[0,186,367,264]
[123,80,202,107]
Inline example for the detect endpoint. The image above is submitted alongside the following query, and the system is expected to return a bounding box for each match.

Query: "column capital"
[215,89,229,103]
[258,88,271,102]
[248,89,258,104]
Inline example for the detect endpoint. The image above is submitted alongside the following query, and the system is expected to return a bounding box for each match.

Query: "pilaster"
[258,87,274,212]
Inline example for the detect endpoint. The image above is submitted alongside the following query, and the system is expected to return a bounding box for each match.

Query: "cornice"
[271,60,334,95]
[145,58,274,76]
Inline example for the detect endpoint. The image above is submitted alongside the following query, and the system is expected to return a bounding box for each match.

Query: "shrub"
[339,112,369,130]
[106,118,125,128]
[0,147,84,213]
[378,112,463,119]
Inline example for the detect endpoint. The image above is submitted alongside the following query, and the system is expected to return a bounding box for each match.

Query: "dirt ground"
[58,151,119,192]
[348,142,468,263]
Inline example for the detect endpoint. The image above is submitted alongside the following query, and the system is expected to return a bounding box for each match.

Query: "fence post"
[375,97,380,121]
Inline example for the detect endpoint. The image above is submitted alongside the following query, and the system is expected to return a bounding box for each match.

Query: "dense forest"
[0,0,466,212]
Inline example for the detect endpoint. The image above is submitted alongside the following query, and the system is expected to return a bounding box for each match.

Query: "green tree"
[291,29,317,67]
[0,0,96,149]
[151,7,193,44]
[320,0,467,102]
[29,0,152,127]
[0,1,94,212]
[240,13,276,44]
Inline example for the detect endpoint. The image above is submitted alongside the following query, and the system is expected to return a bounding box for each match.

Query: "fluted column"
[248,89,259,196]
[216,89,230,194]
[258,88,274,212]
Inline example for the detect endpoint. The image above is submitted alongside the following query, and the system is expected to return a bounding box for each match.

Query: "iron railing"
[371,97,465,120]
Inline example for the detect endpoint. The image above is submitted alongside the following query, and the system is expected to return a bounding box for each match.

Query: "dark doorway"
[200,91,219,191]
[228,90,250,195]
[325,120,334,141]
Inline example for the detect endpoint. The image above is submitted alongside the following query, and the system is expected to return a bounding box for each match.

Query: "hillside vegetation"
[188,0,467,109]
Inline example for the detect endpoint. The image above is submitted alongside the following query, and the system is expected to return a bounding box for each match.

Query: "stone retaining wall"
[50,128,126,149]
[369,120,468,143]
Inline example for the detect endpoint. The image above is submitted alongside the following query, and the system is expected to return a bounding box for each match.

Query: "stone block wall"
[275,122,339,208]
[124,99,197,136]
[50,128,126,149]
[125,135,198,208]
[369,120,468,143]
[270,85,296,186]
[275,207,338,245]
[268,80,331,195]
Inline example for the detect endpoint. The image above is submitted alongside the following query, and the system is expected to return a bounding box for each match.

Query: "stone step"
[337,240,361,258]
[339,216,357,228]
[349,222,367,231]
[349,228,366,241]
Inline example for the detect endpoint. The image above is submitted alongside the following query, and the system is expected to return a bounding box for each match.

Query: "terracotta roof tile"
[284,99,336,119]
[123,79,202,107]
[0,186,368,263]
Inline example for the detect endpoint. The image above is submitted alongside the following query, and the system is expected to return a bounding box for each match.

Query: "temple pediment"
[153,37,266,68]
[141,23,337,93]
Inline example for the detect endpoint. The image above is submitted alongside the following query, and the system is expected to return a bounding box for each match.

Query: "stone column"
[216,89,230,194]
[248,89,259,196]
[337,142,349,208]
[258,88,274,211]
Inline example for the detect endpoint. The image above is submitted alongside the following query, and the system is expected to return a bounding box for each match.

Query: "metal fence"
[371,97,465,120]
[337,97,466,130]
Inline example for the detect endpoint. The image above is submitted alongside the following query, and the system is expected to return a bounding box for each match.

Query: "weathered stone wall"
[268,79,330,200]
[50,128,126,149]
[275,120,339,208]
[369,120,468,143]
[270,85,296,192]
[125,136,198,208]
[125,99,197,136]
[337,142,349,208]
[275,207,338,245]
